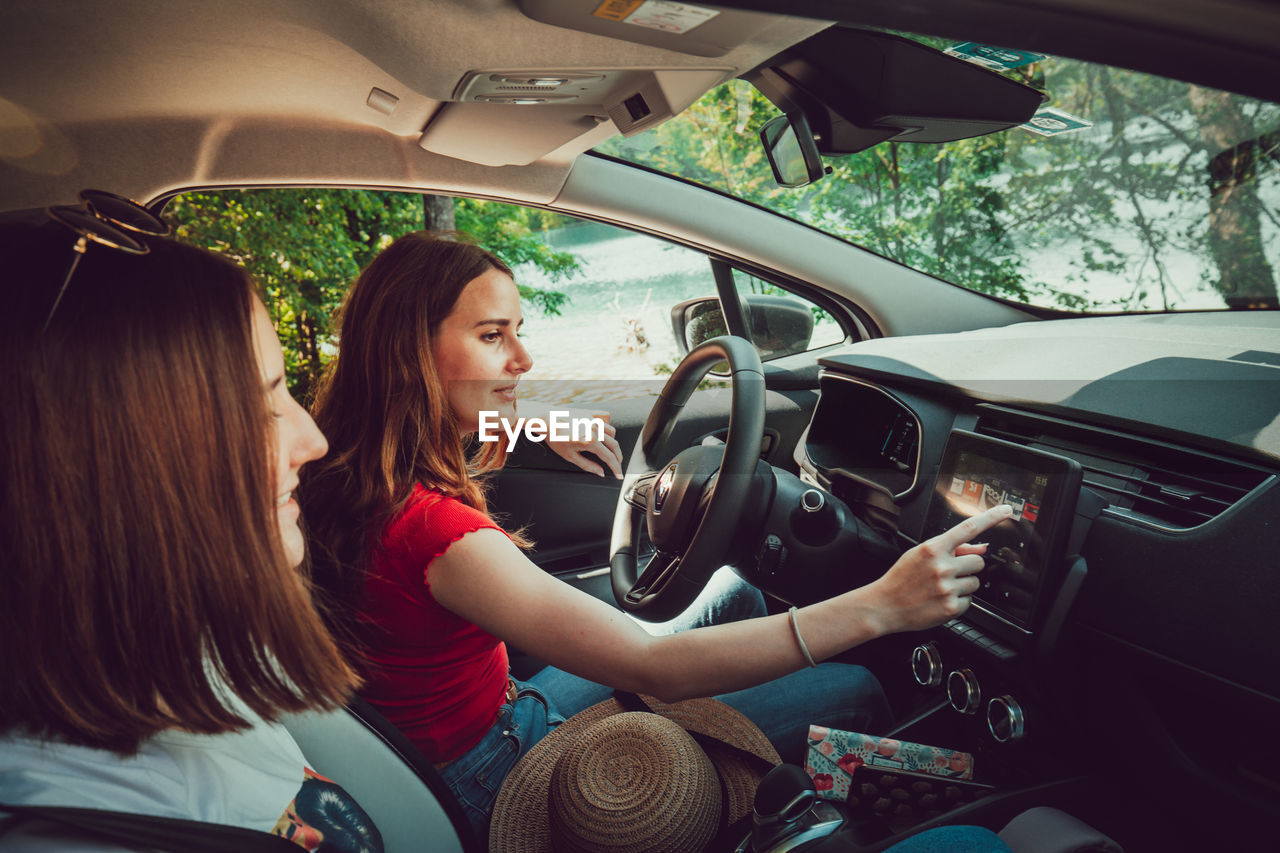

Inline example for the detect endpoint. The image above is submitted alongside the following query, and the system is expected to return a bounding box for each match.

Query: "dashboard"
[784,311,1280,814]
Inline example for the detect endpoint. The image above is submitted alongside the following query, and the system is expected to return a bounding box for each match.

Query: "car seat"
[279,696,481,853]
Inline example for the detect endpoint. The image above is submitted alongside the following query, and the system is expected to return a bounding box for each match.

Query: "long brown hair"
[303,231,524,636]
[0,222,358,755]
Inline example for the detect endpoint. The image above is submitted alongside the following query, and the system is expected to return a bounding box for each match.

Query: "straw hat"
[488,694,780,853]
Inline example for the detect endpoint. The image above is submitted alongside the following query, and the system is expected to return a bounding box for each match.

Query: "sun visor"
[748,27,1045,155]
[516,0,787,58]
[418,103,608,167]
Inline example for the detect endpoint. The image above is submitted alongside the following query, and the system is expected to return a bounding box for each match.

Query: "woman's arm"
[427,504,1011,702]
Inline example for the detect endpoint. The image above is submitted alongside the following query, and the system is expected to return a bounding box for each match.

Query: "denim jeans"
[529,660,890,766]
[441,567,892,841]
[886,826,1013,852]
[436,680,565,839]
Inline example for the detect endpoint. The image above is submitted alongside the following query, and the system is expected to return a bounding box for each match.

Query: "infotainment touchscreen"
[922,431,1082,632]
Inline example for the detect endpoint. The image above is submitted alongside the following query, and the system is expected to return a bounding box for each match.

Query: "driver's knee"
[715,663,890,765]
[632,565,766,635]
[815,662,893,734]
[698,566,767,624]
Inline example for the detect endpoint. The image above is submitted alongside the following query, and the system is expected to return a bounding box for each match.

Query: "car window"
[164,189,844,406]
[730,268,846,355]
[509,216,714,396]
[599,49,1280,314]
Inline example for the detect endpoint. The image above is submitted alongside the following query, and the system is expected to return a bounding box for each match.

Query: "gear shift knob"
[754,764,817,827]
[749,764,831,852]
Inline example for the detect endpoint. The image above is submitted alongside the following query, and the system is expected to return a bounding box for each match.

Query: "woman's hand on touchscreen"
[868,504,1013,634]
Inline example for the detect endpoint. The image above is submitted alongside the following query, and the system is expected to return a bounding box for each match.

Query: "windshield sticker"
[945,42,1046,71]
[594,1,719,33]
[1021,106,1094,136]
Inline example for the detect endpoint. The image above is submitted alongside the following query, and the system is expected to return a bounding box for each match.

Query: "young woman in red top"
[302,231,1009,840]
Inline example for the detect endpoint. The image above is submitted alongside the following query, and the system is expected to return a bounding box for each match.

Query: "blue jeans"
[529,661,890,766]
[886,826,1012,852]
[442,568,891,840]
[437,679,567,839]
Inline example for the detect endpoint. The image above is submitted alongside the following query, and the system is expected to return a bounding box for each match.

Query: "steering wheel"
[610,335,765,621]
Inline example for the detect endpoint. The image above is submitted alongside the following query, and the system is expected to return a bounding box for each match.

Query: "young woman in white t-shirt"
[0,218,379,852]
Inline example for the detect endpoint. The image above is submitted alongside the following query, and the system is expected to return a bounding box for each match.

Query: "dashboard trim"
[969,601,1034,637]
[812,370,924,500]
[1097,473,1277,534]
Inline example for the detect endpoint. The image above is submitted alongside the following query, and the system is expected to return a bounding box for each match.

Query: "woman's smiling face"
[251,297,329,567]
[430,267,533,434]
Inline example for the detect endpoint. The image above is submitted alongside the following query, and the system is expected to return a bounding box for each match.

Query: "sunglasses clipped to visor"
[43,189,171,329]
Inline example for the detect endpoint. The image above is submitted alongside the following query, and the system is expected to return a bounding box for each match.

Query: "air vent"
[974,405,1272,530]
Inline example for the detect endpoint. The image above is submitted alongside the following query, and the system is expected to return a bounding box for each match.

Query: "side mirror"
[671,295,816,363]
[760,113,826,188]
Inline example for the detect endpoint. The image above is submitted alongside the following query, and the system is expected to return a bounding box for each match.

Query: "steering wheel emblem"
[654,462,678,512]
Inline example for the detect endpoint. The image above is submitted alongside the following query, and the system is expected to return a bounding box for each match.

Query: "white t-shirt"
[0,704,382,852]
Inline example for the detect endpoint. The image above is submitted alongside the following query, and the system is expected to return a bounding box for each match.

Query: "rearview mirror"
[760,113,826,188]
[671,295,816,364]
[749,27,1044,157]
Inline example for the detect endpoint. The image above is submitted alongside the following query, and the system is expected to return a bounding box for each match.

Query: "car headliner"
[1,0,1275,217]
[0,0,823,212]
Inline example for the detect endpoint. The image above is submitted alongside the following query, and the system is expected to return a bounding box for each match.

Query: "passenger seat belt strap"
[0,802,299,852]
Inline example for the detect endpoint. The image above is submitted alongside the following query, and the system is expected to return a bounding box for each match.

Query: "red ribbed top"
[356,484,510,763]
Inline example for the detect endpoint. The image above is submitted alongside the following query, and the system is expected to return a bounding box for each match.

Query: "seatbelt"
[0,802,298,852]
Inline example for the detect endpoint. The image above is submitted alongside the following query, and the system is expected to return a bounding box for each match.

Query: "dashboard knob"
[947,668,981,714]
[791,488,838,546]
[910,643,942,687]
[987,695,1025,743]
[800,489,825,513]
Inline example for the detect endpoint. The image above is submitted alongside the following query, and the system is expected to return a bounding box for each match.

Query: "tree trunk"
[1188,87,1278,309]
[422,194,456,232]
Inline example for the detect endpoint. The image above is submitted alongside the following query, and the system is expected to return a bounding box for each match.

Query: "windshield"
[598,36,1280,313]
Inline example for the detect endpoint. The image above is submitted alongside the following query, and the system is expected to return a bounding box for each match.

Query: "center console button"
[947,668,981,714]
[987,694,1025,742]
[911,643,942,687]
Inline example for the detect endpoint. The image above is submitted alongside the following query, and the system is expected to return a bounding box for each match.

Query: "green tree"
[166,189,578,399]
[1188,87,1280,308]
[605,65,1279,312]
[599,82,794,213]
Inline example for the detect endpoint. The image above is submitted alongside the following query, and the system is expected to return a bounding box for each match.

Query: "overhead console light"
[473,95,580,104]
[488,75,576,88]
[425,65,725,165]
[454,70,610,104]
[447,68,690,140]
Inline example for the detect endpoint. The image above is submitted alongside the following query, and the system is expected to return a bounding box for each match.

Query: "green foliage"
[166,190,577,398]
[598,83,799,215]
[456,200,580,286]
[605,64,1279,312]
